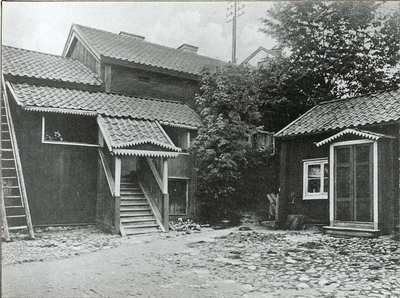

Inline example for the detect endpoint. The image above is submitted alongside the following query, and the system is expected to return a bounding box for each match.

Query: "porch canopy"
[316,128,396,147]
[97,116,181,158]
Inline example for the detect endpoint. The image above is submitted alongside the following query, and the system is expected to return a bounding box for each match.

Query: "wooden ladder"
[1,78,35,241]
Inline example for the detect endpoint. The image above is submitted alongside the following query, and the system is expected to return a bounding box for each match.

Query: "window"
[162,126,190,152]
[303,158,328,200]
[249,131,275,153]
[42,114,99,147]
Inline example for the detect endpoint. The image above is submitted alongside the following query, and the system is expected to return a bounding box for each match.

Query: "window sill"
[43,140,100,148]
[303,194,328,200]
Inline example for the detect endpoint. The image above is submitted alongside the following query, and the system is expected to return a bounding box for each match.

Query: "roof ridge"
[319,88,400,105]
[74,23,227,63]
[2,44,74,61]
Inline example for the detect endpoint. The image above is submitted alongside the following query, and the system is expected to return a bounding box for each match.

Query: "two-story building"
[1,24,227,240]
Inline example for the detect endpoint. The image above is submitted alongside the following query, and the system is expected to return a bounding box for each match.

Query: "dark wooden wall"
[68,39,101,75]
[279,124,399,234]
[10,100,98,226]
[110,65,199,104]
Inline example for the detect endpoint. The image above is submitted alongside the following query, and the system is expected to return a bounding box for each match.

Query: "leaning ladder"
[1,78,34,241]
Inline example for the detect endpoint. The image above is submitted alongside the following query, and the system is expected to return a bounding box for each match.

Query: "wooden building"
[1,24,227,237]
[276,90,400,237]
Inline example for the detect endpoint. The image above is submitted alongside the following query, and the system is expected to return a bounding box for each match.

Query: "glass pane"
[308,165,321,178]
[336,147,350,164]
[323,177,329,193]
[324,164,329,177]
[336,201,351,221]
[356,145,370,163]
[336,167,350,198]
[308,179,321,193]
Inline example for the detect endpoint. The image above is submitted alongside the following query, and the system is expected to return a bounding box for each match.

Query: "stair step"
[120,201,149,206]
[121,217,156,223]
[121,196,146,201]
[5,205,24,209]
[2,167,16,170]
[120,206,151,212]
[3,185,20,189]
[2,177,18,179]
[120,212,153,217]
[1,149,12,152]
[4,195,21,199]
[8,225,28,231]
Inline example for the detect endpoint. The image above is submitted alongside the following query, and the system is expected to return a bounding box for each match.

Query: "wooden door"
[334,144,373,222]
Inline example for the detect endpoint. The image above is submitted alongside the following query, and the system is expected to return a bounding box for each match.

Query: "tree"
[191,66,278,224]
[260,1,400,102]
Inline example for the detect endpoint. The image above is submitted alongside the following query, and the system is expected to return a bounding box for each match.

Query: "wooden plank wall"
[10,102,98,225]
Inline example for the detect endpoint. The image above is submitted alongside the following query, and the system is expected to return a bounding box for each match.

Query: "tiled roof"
[2,45,102,86]
[8,82,202,128]
[276,89,400,137]
[71,24,228,76]
[97,116,180,152]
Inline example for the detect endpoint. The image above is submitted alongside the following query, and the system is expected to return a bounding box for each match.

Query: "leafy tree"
[260,1,400,102]
[191,66,278,224]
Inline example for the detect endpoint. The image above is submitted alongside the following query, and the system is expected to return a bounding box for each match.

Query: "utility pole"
[226,1,245,64]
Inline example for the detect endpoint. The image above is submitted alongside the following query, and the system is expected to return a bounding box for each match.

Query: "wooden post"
[114,156,121,234]
[162,158,169,231]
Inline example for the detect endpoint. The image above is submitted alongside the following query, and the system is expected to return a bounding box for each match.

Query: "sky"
[2,1,277,63]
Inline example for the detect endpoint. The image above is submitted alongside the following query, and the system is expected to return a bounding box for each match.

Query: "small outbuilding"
[276,89,400,237]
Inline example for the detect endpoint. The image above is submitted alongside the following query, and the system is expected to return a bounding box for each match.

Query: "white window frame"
[303,158,328,200]
[42,116,100,148]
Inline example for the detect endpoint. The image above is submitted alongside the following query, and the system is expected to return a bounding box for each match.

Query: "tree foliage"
[191,66,279,224]
[260,1,400,102]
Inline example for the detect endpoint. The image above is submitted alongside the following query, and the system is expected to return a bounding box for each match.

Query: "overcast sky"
[2,1,277,63]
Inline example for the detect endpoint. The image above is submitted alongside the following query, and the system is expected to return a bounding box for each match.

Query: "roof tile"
[2,45,103,86]
[73,24,228,76]
[9,82,202,129]
[98,116,180,151]
[277,89,400,137]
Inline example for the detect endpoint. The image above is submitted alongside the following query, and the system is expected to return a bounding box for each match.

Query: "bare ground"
[2,224,400,298]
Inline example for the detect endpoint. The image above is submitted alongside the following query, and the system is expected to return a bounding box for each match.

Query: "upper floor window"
[250,131,275,154]
[303,158,328,200]
[42,114,99,147]
[162,126,192,152]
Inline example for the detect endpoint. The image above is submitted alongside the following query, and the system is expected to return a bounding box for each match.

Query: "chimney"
[177,44,198,54]
[119,31,145,40]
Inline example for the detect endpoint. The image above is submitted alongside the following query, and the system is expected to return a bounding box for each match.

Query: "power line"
[226,2,245,64]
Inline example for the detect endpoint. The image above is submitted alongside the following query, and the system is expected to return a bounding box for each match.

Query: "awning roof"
[97,116,181,157]
[316,128,396,147]
[7,82,202,129]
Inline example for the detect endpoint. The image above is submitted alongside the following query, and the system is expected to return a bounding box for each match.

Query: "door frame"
[329,139,379,230]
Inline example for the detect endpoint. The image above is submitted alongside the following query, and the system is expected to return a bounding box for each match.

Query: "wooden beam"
[162,158,169,231]
[114,157,122,235]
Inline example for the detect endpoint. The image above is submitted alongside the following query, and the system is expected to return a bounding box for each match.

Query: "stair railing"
[1,77,35,239]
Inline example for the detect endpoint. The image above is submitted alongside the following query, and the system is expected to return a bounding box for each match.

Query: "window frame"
[42,116,100,148]
[303,158,329,200]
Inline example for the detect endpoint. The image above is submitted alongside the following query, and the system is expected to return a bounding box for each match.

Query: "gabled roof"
[240,46,280,66]
[63,24,228,77]
[7,82,202,129]
[276,89,400,137]
[2,45,103,86]
[97,116,181,157]
[316,129,396,147]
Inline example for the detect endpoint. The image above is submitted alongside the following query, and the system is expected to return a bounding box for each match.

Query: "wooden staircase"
[1,81,35,241]
[119,177,161,236]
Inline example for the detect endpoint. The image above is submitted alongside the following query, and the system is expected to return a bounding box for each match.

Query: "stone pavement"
[2,225,400,298]
[147,229,400,298]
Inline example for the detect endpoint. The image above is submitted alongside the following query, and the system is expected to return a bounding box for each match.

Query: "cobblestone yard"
[2,225,400,297]
[152,230,400,297]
